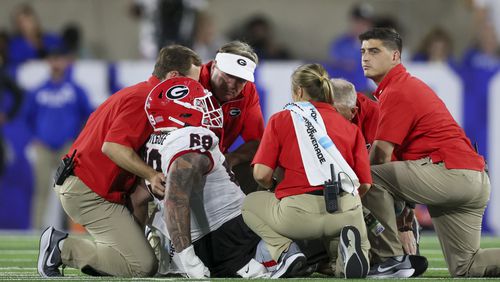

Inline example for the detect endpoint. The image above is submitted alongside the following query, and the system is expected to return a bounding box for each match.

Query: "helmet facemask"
[194,90,223,129]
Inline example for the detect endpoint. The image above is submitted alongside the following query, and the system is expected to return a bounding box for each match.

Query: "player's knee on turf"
[132,255,158,277]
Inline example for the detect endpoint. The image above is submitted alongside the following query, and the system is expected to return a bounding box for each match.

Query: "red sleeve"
[105,94,151,150]
[241,87,264,142]
[375,90,414,145]
[352,127,372,184]
[252,114,280,169]
[358,95,380,145]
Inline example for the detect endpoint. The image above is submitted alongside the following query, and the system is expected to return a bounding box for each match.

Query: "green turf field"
[1,232,499,281]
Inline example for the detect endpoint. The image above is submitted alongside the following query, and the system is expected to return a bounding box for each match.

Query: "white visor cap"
[215,52,256,82]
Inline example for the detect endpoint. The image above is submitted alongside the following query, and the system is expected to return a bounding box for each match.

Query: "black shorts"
[193,214,260,277]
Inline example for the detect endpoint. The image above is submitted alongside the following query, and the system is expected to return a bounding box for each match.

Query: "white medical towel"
[285,102,360,193]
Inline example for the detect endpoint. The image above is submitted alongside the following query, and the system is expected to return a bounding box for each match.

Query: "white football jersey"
[145,126,245,242]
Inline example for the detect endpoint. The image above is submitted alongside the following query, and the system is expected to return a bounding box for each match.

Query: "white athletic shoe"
[368,255,415,278]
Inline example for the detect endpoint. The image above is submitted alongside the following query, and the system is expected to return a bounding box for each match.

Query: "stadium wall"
[0,0,474,61]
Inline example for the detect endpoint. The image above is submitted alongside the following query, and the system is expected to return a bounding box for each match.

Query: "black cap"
[351,3,374,21]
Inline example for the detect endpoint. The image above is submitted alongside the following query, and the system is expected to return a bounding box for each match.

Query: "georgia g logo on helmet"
[166,85,190,100]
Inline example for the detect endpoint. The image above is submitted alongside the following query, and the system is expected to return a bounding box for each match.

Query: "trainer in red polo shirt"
[199,42,264,193]
[199,61,264,154]
[198,42,264,165]
[374,64,484,170]
[38,45,203,279]
[253,101,371,199]
[359,28,494,278]
[69,75,160,203]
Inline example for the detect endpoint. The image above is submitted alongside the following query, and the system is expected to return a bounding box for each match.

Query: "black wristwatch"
[398,226,413,232]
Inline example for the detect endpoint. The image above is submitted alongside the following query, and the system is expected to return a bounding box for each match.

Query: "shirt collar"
[310,101,336,111]
[200,62,213,92]
[374,64,406,99]
[148,76,161,86]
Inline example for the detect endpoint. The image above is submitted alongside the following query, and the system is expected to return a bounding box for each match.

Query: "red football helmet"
[145,77,223,131]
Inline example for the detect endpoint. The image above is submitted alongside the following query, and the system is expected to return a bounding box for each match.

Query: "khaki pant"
[55,176,157,277]
[31,142,72,229]
[363,157,500,277]
[242,191,369,276]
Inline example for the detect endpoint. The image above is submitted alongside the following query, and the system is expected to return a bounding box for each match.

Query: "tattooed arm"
[164,152,211,252]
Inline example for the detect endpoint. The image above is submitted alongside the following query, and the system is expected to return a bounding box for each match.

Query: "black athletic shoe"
[339,225,369,278]
[37,226,68,277]
[368,255,415,278]
[409,255,428,277]
[295,262,318,277]
[270,242,307,278]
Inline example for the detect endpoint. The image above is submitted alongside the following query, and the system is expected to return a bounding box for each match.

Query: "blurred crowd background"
[1,0,499,233]
[0,0,495,64]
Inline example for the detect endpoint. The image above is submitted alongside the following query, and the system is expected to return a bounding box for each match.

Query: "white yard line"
[0,258,35,262]
[1,250,38,254]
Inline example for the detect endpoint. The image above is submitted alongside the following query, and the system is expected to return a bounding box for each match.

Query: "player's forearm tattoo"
[164,152,210,252]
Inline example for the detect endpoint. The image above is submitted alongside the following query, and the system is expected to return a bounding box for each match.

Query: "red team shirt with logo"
[67,76,160,204]
[253,102,371,199]
[353,92,379,146]
[374,64,485,171]
[199,62,264,153]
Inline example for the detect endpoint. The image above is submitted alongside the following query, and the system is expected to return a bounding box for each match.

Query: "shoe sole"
[341,226,369,278]
[37,227,54,278]
[270,253,306,279]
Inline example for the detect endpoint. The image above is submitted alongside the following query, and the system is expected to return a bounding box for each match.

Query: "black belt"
[305,189,324,196]
[305,189,348,196]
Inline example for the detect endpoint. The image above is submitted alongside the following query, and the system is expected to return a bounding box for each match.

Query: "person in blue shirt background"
[23,46,92,230]
[7,4,62,69]
[326,3,374,93]
[0,30,24,176]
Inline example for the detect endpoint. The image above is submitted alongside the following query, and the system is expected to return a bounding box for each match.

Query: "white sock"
[58,239,65,251]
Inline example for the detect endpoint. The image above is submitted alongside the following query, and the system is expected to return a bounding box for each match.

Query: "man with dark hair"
[359,27,500,277]
[37,45,202,278]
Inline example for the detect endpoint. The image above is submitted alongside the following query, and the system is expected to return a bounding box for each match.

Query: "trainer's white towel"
[285,102,359,194]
